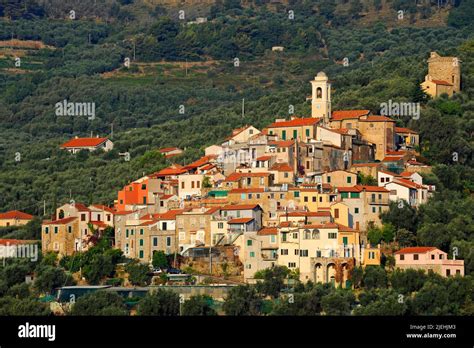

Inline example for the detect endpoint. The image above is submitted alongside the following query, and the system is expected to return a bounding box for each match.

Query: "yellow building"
[0,210,33,227]
[42,217,80,256]
[322,170,357,188]
[267,117,320,142]
[421,51,461,98]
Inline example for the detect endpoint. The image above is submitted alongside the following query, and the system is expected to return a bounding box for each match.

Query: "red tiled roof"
[362,115,395,122]
[431,80,452,86]
[258,227,278,236]
[395,247,437,254]
[224,172,271,182]
[331,110,370,121]
[0,210,33,220]
[256,155,272,161]
[0,239,37,246]
[268,117,320,128]
[228,217,254,224]
[139,219,159,226]
[337,185,389,193]
[392,178,425,189]
[200,164,215,171]
[268,140,295,147]
[399,171,414,177]
[61,137,108,148]
[159,147,180,153]
[184,155,216,170]
[395,127,418,134]
[382,156,404,162]
[221,204,260,211]
[270,163,293,172]
[229,188,265,193]
[154,166,188,176]
[73,203,91,212]
[44,217,77,225]
[90,221,108,228]
[378,170,399,176]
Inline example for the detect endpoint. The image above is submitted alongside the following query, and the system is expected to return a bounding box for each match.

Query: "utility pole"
[242,98,245,118]
[43,200,46,217]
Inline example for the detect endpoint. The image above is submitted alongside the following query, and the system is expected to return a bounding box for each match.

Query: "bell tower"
[311,72,331,125]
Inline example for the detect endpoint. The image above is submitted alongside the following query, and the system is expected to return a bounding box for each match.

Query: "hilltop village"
[26,61,463,286]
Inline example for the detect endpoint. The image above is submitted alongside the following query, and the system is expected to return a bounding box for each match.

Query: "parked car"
[166,267,182,274]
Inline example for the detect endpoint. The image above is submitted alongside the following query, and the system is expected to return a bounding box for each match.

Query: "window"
[312,229,320,239]
[354,207,359,214]
[166,237,171,247]
[81,214,86,221]
[300,250,308,257]
[250,252,255,258]
[327,176,331,183]
[381,178,384,183]
[294,249,299,255]
[141,184,146,190]
[369,251,375,259]
[372,207,376,213]
[304,229,311,239]
[162,222,167,230]
[319,196,323,202]
[306,129,310,137]
[153,238,158,247]
[218,222,224,229]
[284,172,289,178]
[400,255,405,260]
[45,227,49,234]
[431,254,435,260]
[281,249,288,255]
[68,226,72,233]
[316,250,322,257]
[54,227,58,234]
[306,161,310,169]
[304,196,308,202]
[197,181,200,188]
[294,191,299,198]
[140,229,144,235]
[126,229,129,238]
[439,254,443,260]
[347,176,352,184]
[139,250,144,258]
[328,232,337,239]
[270,235,276,243]
[282,130,286,140]
[181,182,185,189]
[413,254,419,260]
[371,193,376,202]
[248,194,252,199]
[334,209,339,218]
[247,239,252,246]
[288,262,296,268]
[191,181,195,189]
[143,197,147,205]
[293,130,298,139]
[292,233,298,239]
[456,270,461,275]
[446,269,451,276]
[139,239,144,246]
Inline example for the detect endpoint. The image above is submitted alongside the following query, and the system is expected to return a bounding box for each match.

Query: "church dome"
[315,71,328,80]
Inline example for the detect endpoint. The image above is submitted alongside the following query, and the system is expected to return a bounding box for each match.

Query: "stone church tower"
[421,52,461,98]
[311,72,331,125]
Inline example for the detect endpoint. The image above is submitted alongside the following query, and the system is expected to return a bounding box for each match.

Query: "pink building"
[394,247,464,277]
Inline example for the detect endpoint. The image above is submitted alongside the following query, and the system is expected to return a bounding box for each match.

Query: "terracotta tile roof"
[268,117,320,128]
[258,227,278,236]
[431,80,452,86]
[183,155,216,170]
[399,171,413,177]
[229,188,265,193]
[270,162,293,172]
[392,178,425,189]
[337,185,389,193]
[331,110,370,121]
[61,137,108,148]
[44,217,77,225]
[362,115,395,122]
[268,140,295,147]
[382,156,404,162]
[90,221,108,228]
[256,155,273,161]
[386,150,406,156]
[378,170,399,176]
[335,223,358,232]
[159,147,180,153]
[139,219,159,226]
[0,239,37,246]
[74,203,91,212]
[200,164,215,171]
[228,217,254,224]
[221,204,260,211]
[154,166,188,176]
[395,246,437,254]
[395,127,418,134]
[0,210,33,220]
[224,172,271,182]
[351,163,380,167]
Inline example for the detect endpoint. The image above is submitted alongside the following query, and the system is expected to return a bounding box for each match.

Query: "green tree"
[126,261,152,286]
[70,291,128,316]
[321,289,355,315]
[34,266,75,294]
[255,266,291,298]
[223,285,263,316]
[137,289,179,316]
[152,251,168,269]
[182,295,217,316]
[0,297,49,316]
[362,266,387,289]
